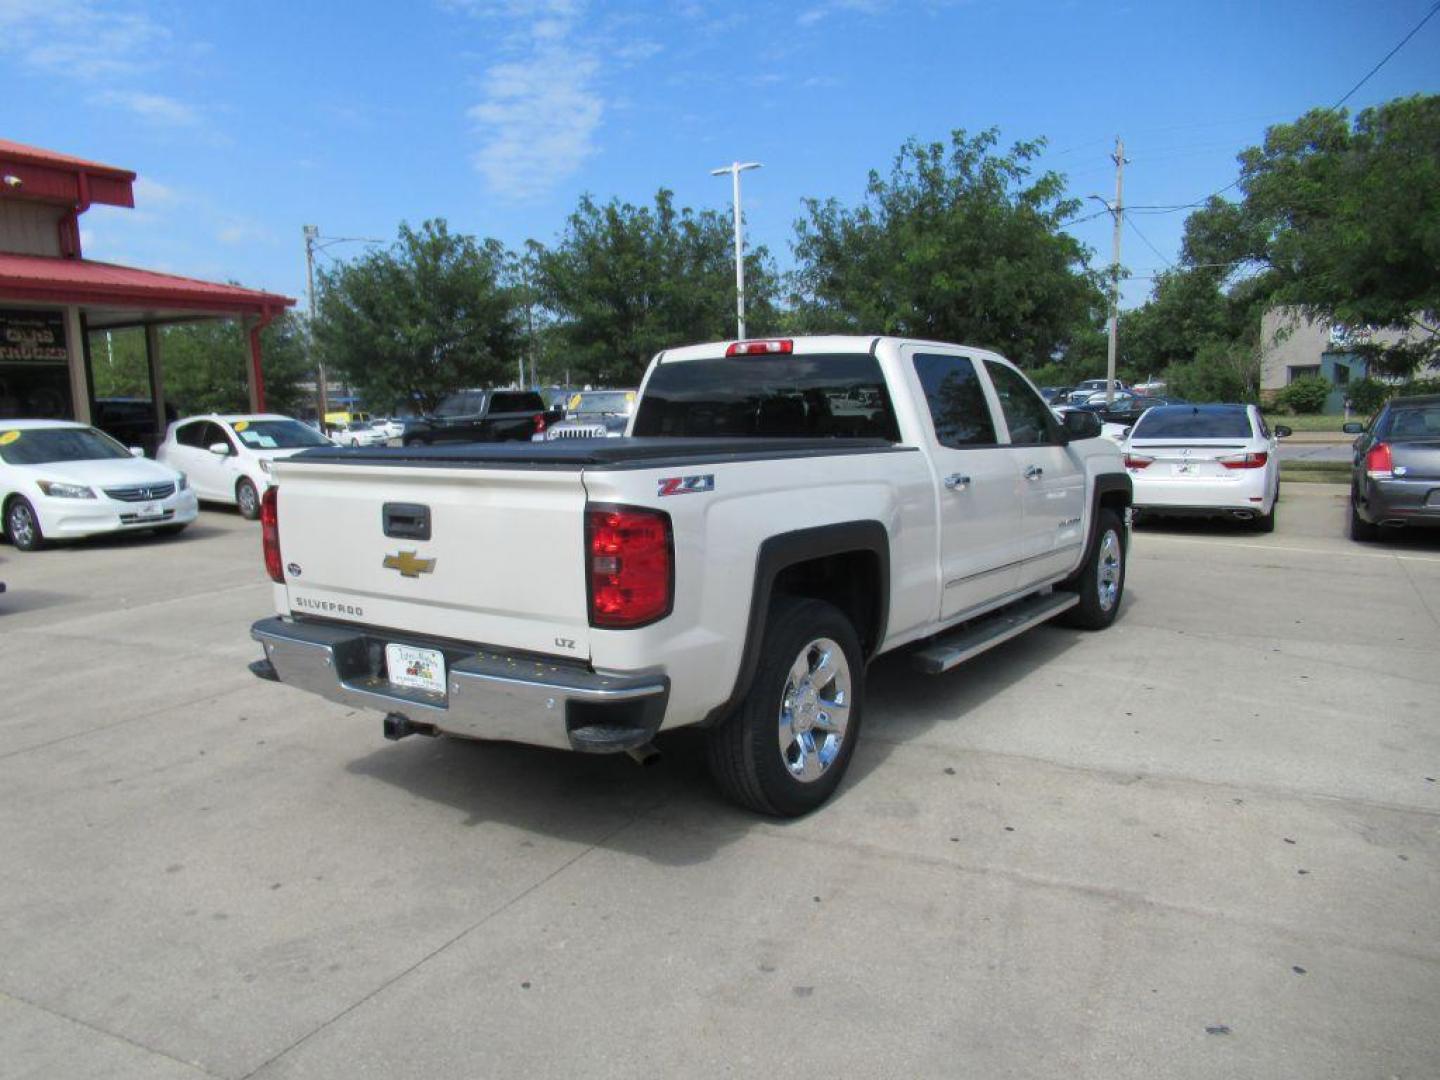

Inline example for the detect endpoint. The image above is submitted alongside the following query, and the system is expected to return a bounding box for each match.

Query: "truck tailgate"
[274,460,591,658]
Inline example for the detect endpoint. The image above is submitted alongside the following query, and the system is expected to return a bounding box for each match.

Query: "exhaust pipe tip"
[625,742,662,767]
[1231,511,1254,521]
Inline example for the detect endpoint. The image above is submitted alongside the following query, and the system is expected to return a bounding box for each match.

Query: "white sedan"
[1122,404,1289,532]
[157,414,332,520]
[1,420,197,551]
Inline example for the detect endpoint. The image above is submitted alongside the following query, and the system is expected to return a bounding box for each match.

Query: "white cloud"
[0,0,170,78]
[100,90,201,127]
[797,0,893,26]
[456,0,605,200]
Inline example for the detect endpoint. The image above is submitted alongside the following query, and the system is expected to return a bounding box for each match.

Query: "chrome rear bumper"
[249,616,667,752]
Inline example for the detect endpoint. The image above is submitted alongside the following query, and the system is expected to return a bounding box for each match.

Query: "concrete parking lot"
[2,486,1438,1080]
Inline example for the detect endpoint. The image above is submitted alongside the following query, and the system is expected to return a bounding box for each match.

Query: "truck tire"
[1056,507,1125,630]
[706,597,864,817]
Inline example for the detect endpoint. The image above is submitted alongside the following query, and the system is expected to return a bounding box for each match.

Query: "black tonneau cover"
[291,437,908,470]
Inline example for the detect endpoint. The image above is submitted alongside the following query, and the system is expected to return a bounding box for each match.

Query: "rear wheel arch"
[703,521,889,727]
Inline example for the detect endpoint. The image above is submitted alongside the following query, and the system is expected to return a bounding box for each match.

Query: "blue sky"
[4,0,1438,311]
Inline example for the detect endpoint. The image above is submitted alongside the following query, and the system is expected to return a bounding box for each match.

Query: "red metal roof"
[0,139,135,181]
[0,252,294,316]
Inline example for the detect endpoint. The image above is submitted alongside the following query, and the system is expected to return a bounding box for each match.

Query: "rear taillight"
[261,486,282,583]
[533,412,547,434]
[1219,451,1269,470]
[1365,442,1393,479]
[586,505,672,628]
[726,339,793,357]
[1124,453,1154,469]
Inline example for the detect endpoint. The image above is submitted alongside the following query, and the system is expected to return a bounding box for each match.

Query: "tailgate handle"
[383,503,431,540]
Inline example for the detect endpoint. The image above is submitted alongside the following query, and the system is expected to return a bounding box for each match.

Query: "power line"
[1333,0,1440,109]
[1121,2,1439,218]
[1126,217,1172,268]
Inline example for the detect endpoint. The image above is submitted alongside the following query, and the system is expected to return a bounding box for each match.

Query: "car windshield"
[228,419,332,450]
[1131,406,1254,439]
[1380,405,1440,439]
[0,426,131,465]
[632,354,900,439]
[569,391,633,416]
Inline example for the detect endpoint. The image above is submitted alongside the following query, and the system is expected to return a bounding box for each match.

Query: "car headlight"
[37,480,96,499]
[259,459,272,474]
[177,472,189,491]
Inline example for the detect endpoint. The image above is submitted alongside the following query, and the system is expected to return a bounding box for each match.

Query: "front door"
[983,361,1087,586]
[908,350,1024,619]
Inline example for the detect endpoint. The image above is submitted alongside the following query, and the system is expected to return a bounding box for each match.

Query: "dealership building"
[0,139,293,443]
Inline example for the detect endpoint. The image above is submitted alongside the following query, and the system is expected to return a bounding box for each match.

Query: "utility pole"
[1103,138,1126,405]
[303,225,327,424]
[710,161,762,339]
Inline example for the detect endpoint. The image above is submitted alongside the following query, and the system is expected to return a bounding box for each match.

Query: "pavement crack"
[0,988,223,1078]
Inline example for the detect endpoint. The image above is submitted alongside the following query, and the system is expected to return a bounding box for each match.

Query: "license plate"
[1173,463,1195,475]
[136,503,163,519]
[386,644,446,695]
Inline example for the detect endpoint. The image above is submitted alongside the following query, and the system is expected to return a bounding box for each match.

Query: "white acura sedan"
[1122,404,1290,532]
[1,420,198,551]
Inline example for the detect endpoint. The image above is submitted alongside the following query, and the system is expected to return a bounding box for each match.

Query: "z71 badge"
[657,474,715,497]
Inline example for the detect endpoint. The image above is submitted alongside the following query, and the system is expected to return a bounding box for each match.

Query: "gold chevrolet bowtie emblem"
[382,550,436,578]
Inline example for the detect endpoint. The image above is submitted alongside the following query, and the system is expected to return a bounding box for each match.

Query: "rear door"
[983,361,1086,586]
[274,459,593,658]
[906,349,1022,618]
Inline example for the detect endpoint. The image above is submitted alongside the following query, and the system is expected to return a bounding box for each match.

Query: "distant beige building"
[1260,307,1430,411]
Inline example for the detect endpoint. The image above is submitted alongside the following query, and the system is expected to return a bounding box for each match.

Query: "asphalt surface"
[2,487,1438,1080]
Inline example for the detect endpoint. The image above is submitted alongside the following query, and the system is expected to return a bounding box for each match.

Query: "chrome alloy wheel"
[1096,528,1122,612]
[8,501,36,547]
[778,637,851,783]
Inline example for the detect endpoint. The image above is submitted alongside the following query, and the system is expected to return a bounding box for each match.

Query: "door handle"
[944,473,971,491]
[1024,465,1044,480]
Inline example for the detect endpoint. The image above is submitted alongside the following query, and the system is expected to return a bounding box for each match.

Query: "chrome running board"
[912,591,1079,674]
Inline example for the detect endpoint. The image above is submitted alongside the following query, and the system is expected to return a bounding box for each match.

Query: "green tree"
[789,128,1105,366]
[534,190,779,385]
[1181,95,1440,377]
[315,220,522,413]
[90,313,310,415]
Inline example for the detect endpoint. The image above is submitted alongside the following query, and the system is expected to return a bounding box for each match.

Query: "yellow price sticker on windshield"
[233,420,249,432]
[625,391,636,402]
[0,431,20,446]
[567,393,582,410]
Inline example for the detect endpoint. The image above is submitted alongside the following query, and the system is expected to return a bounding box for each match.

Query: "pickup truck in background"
[249,336,1131,816]
[400,389,561,445]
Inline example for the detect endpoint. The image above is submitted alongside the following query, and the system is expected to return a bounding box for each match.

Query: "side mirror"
[1062,410,1103,440]
[1341,422,1364,434]
[129,446,145,458]
[208,442,231,457]
[1274,425,1293,438]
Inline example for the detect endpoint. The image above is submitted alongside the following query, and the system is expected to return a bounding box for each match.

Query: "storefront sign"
[0,311,67,363]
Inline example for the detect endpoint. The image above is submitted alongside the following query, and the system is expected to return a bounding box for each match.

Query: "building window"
[1288,365,1321,384]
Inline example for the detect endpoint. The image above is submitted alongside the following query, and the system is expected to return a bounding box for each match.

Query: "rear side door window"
[175,421,207,449]
[912,353,998,447]
[984,362,1062,446]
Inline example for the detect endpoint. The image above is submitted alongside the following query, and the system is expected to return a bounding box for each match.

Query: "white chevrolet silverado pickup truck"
[249,336,1130,816]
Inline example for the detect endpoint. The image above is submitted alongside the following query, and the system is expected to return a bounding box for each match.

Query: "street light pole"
[710,161,762,339]
[303,225,326,424]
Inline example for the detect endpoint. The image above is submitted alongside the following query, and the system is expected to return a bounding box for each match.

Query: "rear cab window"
[1132,406,1255,439]
[632,353,901,440]
[490,392,545,413]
